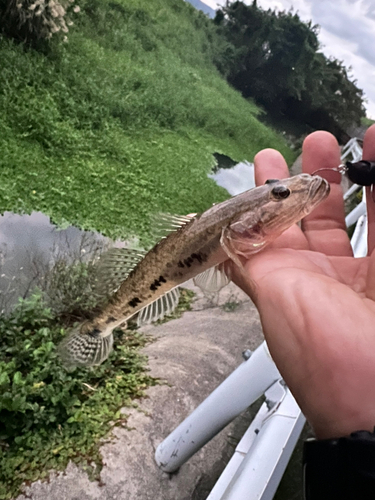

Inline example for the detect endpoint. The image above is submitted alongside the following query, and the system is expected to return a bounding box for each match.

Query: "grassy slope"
[0,3,298,496]
[0,0,295,244]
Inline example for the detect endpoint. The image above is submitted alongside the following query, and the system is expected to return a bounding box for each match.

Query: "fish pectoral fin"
[193,264,230,294]
[137,287,181,326]
[150,212,197,242]
[94,247,146,298]
[58,327,114,368]
[220,227,244,269]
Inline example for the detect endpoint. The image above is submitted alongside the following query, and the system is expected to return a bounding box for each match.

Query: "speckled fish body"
[59,174,329,367]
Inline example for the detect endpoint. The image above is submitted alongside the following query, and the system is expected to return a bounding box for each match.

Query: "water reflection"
[0,212,126,312]
[209,154,255,196]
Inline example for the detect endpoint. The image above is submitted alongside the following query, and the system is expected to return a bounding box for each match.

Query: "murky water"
[1,153,254,310]
[0,212,127,312]
[209,153,255,195]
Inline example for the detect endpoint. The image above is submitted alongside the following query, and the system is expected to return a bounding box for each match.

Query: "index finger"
[253,148,308,250]
[253,148,289,185]
[301,131,352,256]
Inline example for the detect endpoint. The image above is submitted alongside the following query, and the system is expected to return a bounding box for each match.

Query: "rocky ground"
[14,283,306,500]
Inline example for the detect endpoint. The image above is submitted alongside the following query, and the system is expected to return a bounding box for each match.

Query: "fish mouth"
[308,176,330,204]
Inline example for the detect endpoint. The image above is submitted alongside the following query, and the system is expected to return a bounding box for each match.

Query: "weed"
[0,1,296,495]
[0,291,156,499]
[222,299,241,313]
[0,0,295,246]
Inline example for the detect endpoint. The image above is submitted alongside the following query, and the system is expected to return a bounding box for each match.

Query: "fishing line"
[312,160,375,201]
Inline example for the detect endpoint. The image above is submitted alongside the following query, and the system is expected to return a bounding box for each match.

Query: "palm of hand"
[231,127,375,439]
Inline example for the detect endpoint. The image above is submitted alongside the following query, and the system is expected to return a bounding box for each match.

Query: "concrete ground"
[15,282,305,500]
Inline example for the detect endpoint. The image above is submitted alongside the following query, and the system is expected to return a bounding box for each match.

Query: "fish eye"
[265,179,279,184]
[271,185,291,200]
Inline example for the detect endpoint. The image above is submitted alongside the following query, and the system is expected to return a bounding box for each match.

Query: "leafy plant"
[0,0,295,245]
[222,299,241,313]
[215,1,365,139]
[0,291,155,499]
[0,0,81,46]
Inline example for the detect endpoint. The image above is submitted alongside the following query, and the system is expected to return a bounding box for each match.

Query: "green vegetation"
[0,240,195,499]
[0,1,300,495]
[0,0,294,245]
[214,1,365,141]
[361,116,375,127]
[0,291,156,499]
[222,298,241,313]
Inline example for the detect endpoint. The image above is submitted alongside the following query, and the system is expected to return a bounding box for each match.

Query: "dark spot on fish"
[265,179,279,184]
[178,261,185,268]
[150,278,162,290]
[89,328,101,337]
[159,276,166,283]
[202,253,208,262]
[105,316,117,324]
[184,256,195,267]
[166,263,172,268]
[129,297,141,308]
[191,252,204,264]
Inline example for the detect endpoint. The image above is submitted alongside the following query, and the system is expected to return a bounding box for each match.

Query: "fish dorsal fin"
[151,213,197,241]
[193,264,231,294]
[137,287,181,326]
[94,247,146,298]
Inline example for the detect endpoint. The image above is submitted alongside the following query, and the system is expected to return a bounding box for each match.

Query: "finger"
[363,125,375,254]
[254,148,308,250]
[254,148,289,186]
[301,131,352,256]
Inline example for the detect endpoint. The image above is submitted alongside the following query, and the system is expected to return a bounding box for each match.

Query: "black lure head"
[345,161,375,187]
[312,160,375,188]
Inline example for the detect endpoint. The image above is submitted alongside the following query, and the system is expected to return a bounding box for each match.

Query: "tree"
[214,1,365,138]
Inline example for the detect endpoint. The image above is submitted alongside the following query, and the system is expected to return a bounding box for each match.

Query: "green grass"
[0,292,157,499]
[0,1,296,495]
[361,116,375,127]
[0,0,295,245]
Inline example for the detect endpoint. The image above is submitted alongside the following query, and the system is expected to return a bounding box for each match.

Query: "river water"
[0,211,119,312]
[0,154,253,311]
[209,154,255,195]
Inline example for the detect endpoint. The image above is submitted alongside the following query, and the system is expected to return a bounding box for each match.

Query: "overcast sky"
[202,0,375,118]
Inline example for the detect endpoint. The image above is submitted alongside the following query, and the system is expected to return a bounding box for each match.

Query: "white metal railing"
[155,138,366,500]
[341,138,367,257]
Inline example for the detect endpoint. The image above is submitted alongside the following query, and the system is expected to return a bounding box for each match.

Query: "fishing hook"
[312,161,375,202]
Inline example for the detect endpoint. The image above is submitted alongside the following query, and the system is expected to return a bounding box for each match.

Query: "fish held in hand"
[58,174,329,368]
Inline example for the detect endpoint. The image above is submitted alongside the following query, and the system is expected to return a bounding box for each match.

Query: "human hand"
[230,125,375,440]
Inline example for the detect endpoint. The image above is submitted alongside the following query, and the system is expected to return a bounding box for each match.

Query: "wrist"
[308,405,375,441]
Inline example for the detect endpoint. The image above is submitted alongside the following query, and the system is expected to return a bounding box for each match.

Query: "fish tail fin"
[58,325,114,368]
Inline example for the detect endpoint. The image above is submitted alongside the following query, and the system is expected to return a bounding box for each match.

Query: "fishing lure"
[313,161,375,187]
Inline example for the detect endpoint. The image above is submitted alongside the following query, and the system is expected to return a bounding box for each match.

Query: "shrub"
[0,0,80,45]
[0,291,155,499]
